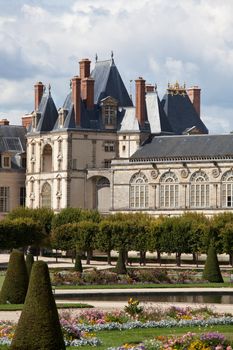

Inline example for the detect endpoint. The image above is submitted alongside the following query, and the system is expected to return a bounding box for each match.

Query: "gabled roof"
[146,92,173,134]
[130,134,233,160]
[35,94,58,132]
[91,59,133,107]
[161,93,208,135]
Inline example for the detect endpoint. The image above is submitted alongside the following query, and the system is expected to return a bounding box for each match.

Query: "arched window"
[160,171,178,208]
[222,170,233,207]
[42,144,52,172]
[130,173,149,208]
[41,182,51,208]
[190,171,209,208]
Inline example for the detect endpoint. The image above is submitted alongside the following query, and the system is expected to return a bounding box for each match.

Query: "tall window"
[42,144,52,172]
[130,173,149,209]
[104,106,116,125]
[160,171,179,208]
[0,187,9,212]
[222,170,233,207]
[41,182,51,208]
[20,187,26,207]
[190,171,209,208]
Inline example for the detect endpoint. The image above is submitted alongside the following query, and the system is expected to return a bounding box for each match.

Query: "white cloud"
[0,0,233,133]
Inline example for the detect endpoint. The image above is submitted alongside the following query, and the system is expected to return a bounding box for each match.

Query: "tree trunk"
[140,251,146,265]
[176,252,181,267]
[116,249,127,274]
[157,250,161,266]
[74,252,83,273]
[229,252,233,267]
[86,249,92,264]
[107,249,112,265]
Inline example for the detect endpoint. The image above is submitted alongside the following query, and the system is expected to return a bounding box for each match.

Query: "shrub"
[25,253,34,278]
[203,243,224,283]
[0,250,28,304]
[10,261,65,350]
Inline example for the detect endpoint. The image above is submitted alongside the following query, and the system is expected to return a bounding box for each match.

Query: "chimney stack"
[187,86,201,117]
[81,78,94,110]
[79,58,91,80]
[135,77,146,127]
[22,115,32,129]
[34,82,44,111]
[145,84,155,93]
[0,119,9,126]
[72,76,81,126]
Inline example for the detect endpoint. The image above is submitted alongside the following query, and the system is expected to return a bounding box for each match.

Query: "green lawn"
[0,325,233,349]
[0,303,92,311]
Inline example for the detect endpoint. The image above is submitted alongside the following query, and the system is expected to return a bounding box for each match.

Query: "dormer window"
[100,96,118,129]
[2,155,10,168]
[58,108,67,128]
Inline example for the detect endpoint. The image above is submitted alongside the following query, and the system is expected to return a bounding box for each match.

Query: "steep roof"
[36,94,58,132]
[161,92,208,135]
[130,134,233,160]
[146,92,173,134]
[91,59,133,107]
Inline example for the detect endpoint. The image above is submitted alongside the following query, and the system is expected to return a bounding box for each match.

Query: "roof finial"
[48,83,51,96]
[154,83,157,93]
[111,50,114,59]
[95,53,98,62]
[70,79,72,90]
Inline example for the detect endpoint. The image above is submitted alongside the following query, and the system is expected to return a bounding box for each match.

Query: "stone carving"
[181,168,189,178]
[151,169,158,179]
[212,168,220,178]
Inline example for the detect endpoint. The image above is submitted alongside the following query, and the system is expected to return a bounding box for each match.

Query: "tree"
[0,250,28,304]
[73,221,99,264]
[97,220,115,265]
[202,242,223,283]
[10,261,65,350]
[51,207,101,229]
[220,222,233,266]
[25,253,34,277]
[0,218,44,250]
[148,217,164,265]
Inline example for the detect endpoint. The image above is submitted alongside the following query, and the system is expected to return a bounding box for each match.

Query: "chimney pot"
[81,78,94,110]
[79,58,91,80]
[72,76,81,126]
[0,119,9,126]
[187,86,201,117]
[34,81,44,111]
[146,84,155,93]
[135,77,146,127]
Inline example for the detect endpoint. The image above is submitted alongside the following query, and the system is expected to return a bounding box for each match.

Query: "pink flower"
[226,347,232,350]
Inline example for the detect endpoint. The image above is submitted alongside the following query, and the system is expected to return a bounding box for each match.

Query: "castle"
[2,55,233,217]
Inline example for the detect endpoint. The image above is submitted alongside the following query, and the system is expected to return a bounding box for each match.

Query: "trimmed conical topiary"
[25,253,34,277]
[74,253,83,273]
[203,243,224,283]
[10,261,65,350]
[0,250,28,304]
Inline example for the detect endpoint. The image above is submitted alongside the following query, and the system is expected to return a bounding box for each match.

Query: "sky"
[0,0,233,133]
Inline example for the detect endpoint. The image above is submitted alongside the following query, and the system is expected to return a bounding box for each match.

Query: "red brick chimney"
[79,58,91,80]
[34,81,44,111]
[145,84,155,93]
[0,119,9,126]
[187,86,201,117]
[22,115,32,129]
[72,76,81,126]
[81,78,94,110]
[135,77,146,127]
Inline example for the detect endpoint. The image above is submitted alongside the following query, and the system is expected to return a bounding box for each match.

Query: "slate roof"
[130,134,233,160]
[146,92,173,134]
[36,94,58,132]
[0,125,26,169]
[91,59,133,107]
[161,93,208,135]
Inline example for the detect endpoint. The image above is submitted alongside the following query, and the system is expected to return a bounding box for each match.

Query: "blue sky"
[0,0,233,133]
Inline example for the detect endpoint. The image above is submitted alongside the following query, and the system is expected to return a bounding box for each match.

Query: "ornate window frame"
[190,171,209,208]
[129,172,149,209]
[221,170,233,208]
[159,171,179,208]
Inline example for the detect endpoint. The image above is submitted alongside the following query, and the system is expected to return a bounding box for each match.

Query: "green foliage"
[0,250,28,304]
[0,218,44,250]
[7,207,54,235]
[203,243,224,283]
[50,225,74,251]
[73,221,99,252]
[51,207,101,229]
[124,297,143,317]
[10,261,65,350]
[25,253,34,277]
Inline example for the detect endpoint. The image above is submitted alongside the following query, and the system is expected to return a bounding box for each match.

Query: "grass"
[0,325,233,349]
[0,303,92,311]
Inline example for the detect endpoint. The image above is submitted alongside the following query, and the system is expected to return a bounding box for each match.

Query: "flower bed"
[107,332,233,350]
[51,268,202,286]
